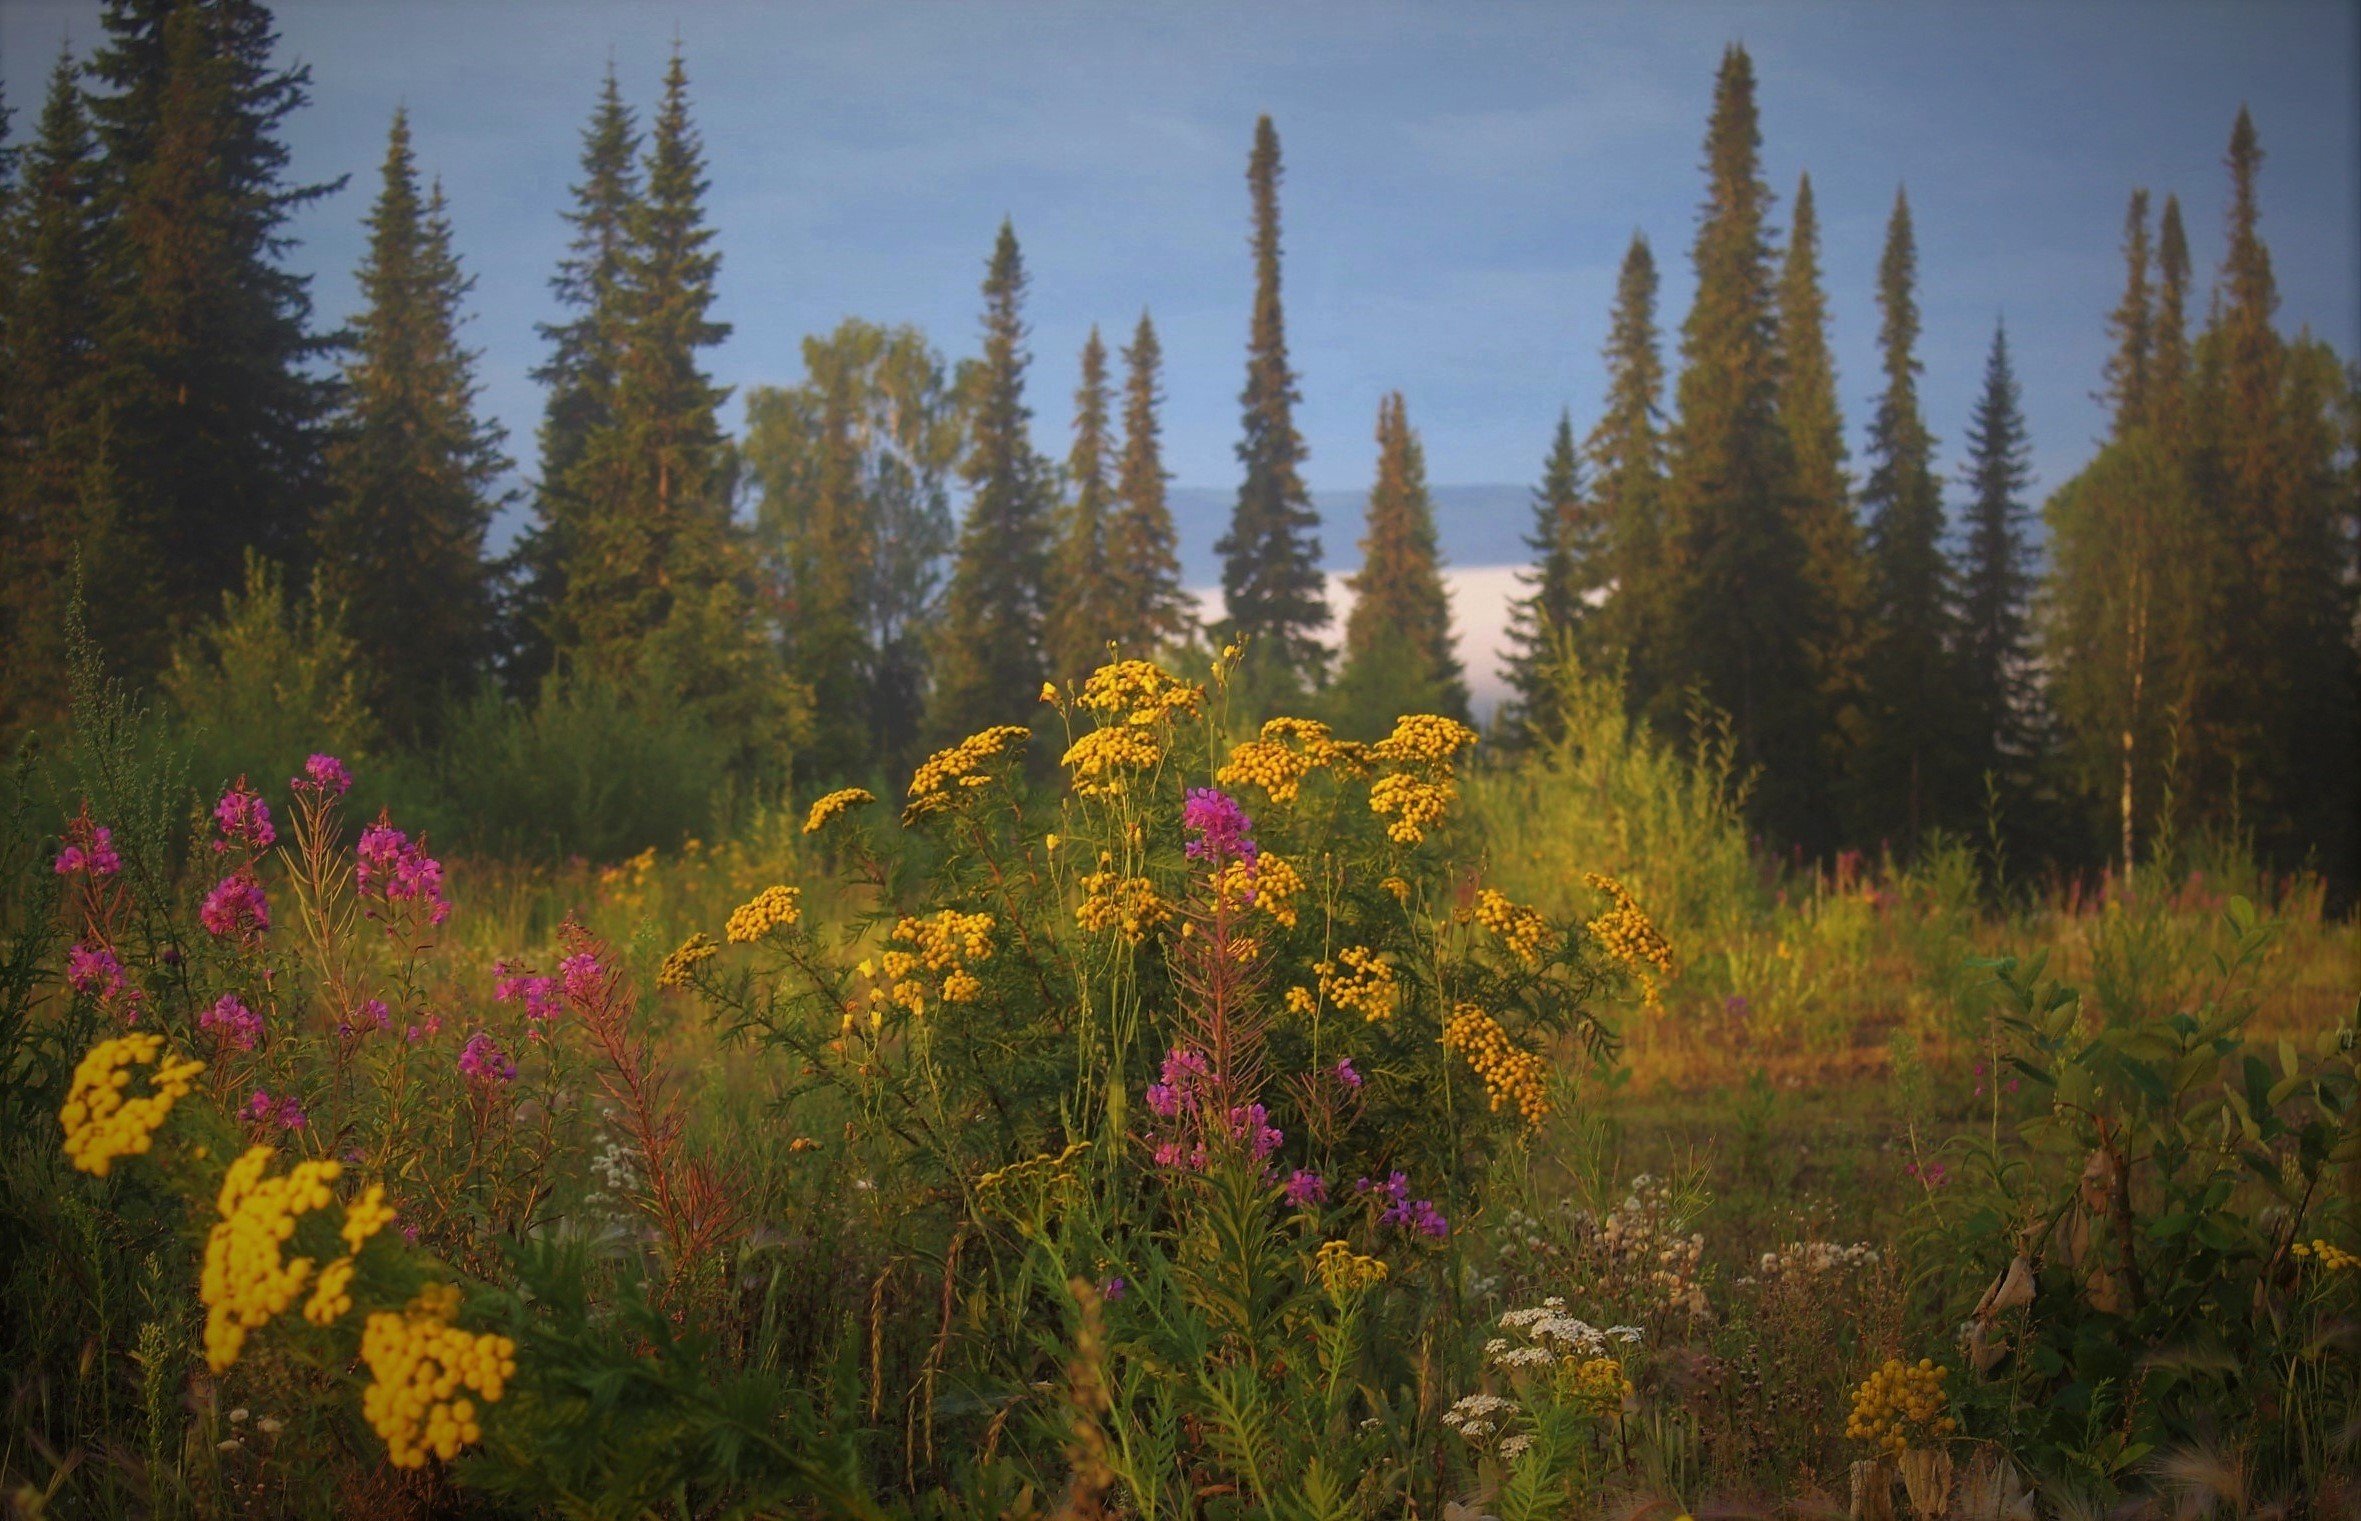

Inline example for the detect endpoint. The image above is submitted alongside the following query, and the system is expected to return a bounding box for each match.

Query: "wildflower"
[1333,1057,1364,1090]
[66,942,129,1002]
[59,1034,203,1175]
[1442,1004,1552,1125]
[1226,1102,1283,1161]
[1284,1168,1329,1208]
[352,998,391,1033]
[1379,875,1410,903]
[359,1283,516,1467]
[1314,1238,1389,1298]
[1284,985,1318,1017]
[1062,724,1165,798]
[1217,716,1365,805]
[292,754,352,797]
[905,726,1030,821]
[1101,1275,1127,1301]
[802,787,875,833]
[200,870,270,941]
[1144,1047,1210,1119]
[1181,787,1257,869]
[1366,714,1478,844]
[201,994,264,1050]
[1475,888,1552,966]
[1360,1171,1448,1239]
[1316,946,1397,1023]
[725,886,802,944]
[658,932,720,988]
[1077,659,1203,725]
[356,815,450,926]
[2293,1239,2361,1273]
[54,822,122,877]
[494,963,561,1023]
[1076,869,1171,943]
[200,1146,342,1370]
[1845,1358,1955,1455]
[1583,873,1674,1010]
[244,1088,306,1130]
[458,1032,516,1085]
[342,1184,397,1253]
[212,780,277,853]
[873,910,996,1016]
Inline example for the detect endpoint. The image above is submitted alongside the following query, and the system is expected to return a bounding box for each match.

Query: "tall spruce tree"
[930,220,1055,739]
[1498,410,1593,749]
[1104,311,1191,653]
[1218,115,1327,698]
[2102,190,2153,435]
[515,66,640,682]
[1660,46,1822,845]
[1776,172,1868,774]
[1589,233,1669,709]
[1047,325,1126,680]
[2152,194,2191,442]
[1856,187,1965,845]
[1332,392,1466,734]
[316,111,509,742]
[83,0,341,653]
[1956,321,2037,788]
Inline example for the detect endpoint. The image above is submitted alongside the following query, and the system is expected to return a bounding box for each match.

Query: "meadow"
[1,648,2353,1521]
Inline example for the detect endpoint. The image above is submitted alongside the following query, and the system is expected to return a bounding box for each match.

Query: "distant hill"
[1167,483,1533,585]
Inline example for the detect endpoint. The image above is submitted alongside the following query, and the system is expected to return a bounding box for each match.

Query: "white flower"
[1498,1433,1534,1461]
[1606,1325,1643,1344]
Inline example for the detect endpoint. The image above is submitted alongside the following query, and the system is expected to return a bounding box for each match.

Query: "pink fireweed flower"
[356,814,450,926]
[356,997,390,1031]
[1144,1046,1211,1120]
[1226,1102,1283,1161]
[200,870,269,941]
[211,780,277,853]
[458,1031,516,1085]
[1101,1276,1127,1302]
[1333,1058,1364,1090]
[404,1013,445,1045]
[1359,1171,1449,1240]
[201,993,263,1050]
[558,950,602,1001]
[1283,1169,1328,1208]
[1182,787,1257,870]
[293,753,352,797]
[245,1088,306,1130]
[66,942,125,999]
[494,964,561,1024]
[54,824,122,878]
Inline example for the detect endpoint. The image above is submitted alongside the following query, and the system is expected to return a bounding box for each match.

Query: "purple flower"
[1283,1169,1328,1208]
[355,997,390,1031]
[55,825,122,878]
[245,1088,305,1130]
[1182,787,1258,870]
[212,782,277,853]
[201,993,263,1050]
[66,943,126,999]
[1145,1046,1209,1119]
[494,964,561,1024]
[200,871,270,941]
[1152,1140,1190,1169]
[294,754,352,797]
[356,817,450,926]
[1227,1102,1283,1161]
[1101,1276,1127,1302]
[458,1031,516,1085]
[1332,1058,1363,1090]
[558,950,602,1000]
[1360,1171,1448,1239]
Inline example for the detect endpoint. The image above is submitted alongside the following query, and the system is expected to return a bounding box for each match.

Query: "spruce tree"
[1660,46,1822,845]
[1956,321,2037,787]
[2151,194,2191,442]
[1218,115,1327,698]
[316,111,509,742]
[2101,190,2153,435]
[514,66,639,682]
[1856,187,1965,846]
[1588,233,1668,708]
[1332,392,1466,734]
[1104,311,1191,653]
[1776,172,1869,776]
[1497,410,1593,749]
[83,0,341,649]
[930,220,1055,739]
[1046,325,1126,679]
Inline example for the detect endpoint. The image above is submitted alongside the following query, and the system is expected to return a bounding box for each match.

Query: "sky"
[4,1,2357,583]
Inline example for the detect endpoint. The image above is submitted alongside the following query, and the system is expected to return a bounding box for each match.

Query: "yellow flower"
[1061,724,1164,798]
[341,1183,398,1253]
[1475,888,1553,967]
[303,1255,359,1326]
[359,1284,517,1468]
[1844,1358,1955,1456]
[726,885,803,944]
[199,1146,344,1371]
[658,932,721,988]
[1379,875,1411,904]
[2296,1238,2361,1272]
[1584,873,1675,1010]
[1559,1355,1631,1413]
[905,726,1030,821]
[872,910,997,1015]
[1076,870,1172,944]
[1077,659,1202,725]
[1442,1004,1552,1125]
[1040,681,1062,706]
[1364,715,1477,845]
[1370,713,1478,770]
[1314,1239,1389,1299]
[802,787,875,833]
[59,1034,203,1177]
[1317,946,1397,1023]
[1284,985,1318,1017]
[1368,772,1454,845]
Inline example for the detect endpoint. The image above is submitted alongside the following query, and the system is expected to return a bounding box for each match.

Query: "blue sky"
[5,0,2356,564]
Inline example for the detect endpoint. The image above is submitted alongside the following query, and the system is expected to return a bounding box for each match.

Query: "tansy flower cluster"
[2293,1239,2361,1272]
[1075,868,1171,944]
[1314,1239,1389,1299]
[905,726,1029,820]
[1363,715,1478,846]
[1584,873,1675,1009]
[802,787,875,833]
[1442,1004,1552,1125]
[200,1146,344,1371]
[359,1283,517,1468]
[726,885,803,944]
[657,932,720,988]
[1475,888,1553,967]
[868,910,997,1017]
[1077,659,1203,725]
[1558,1356,1633,1415]
[1216,717,1367,806]
[1213,851,1302,928]
[59,1034,204,1176]
[1316,946,1397,1023]
[1061,724,1165,798]
[1845,1358,1955,1455]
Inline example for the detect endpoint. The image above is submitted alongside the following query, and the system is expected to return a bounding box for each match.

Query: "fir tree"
[1218,114,1327,698]
[1497,410,1593,749]
[1105,311,1191,654]
[930,220,1055,740]
[1660,46,1822,845]
[1776,172,1868,773]
[2151,194,2191,442]
[514,66,640,682]
[1332,392,1466,734]
[83,0,342,649]
[2101,189,2153,436]
[1046,325,1126,679]
[1956,320,2037,786]
[315,111,510,742]
[1856,187,1965,845]
[1588,233,1668,706]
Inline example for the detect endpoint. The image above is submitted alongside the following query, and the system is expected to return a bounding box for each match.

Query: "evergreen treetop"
[1498,409,1594,749]
[1047,324,1125,681]
[1106,310,1192,654]
[1333,391,1466,732]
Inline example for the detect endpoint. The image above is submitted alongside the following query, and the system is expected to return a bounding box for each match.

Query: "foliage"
[1333,392,1467,735]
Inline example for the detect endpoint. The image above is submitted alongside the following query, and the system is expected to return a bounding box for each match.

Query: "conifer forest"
[3,4,2359,1517]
